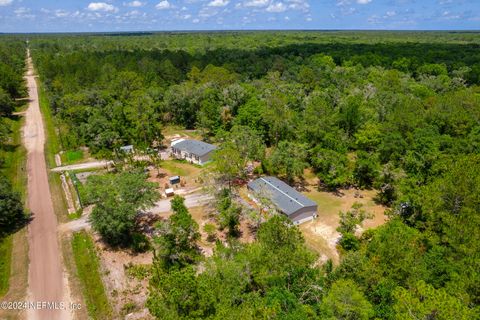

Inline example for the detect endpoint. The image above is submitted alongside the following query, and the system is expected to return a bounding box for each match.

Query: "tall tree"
[84,171,159,246]
[154,195,200,269]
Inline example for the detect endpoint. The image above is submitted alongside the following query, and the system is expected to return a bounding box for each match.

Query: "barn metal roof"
[248,176,317,216]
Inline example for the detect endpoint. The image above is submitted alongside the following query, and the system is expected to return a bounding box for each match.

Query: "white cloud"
[0,0,13,6]
[208,0,229,7]
[55,9,70,17]
[125,1,144,7]
[266,2,287,13]
[286,0,309,12]
[14,7,35,18]
[87,2,118,12]
[385,10,396,17]
[155,0,171,9]
[244,0,269,7]
[356,0,372,4]
[14,7,29,14]
[198,6,219,18]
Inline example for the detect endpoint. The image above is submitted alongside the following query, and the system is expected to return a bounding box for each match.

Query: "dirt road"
[24,49,71,320]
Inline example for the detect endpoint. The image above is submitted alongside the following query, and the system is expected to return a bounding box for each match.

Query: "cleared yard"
[240,178,387,264]
[162,125,202,142]
[300,188,387,264]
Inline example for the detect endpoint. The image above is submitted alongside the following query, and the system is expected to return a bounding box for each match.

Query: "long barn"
[248,176,318,225]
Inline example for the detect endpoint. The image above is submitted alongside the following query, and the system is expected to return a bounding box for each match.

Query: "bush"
[131,232,151,253]
[203,223,217,242]
[339,232,360,251]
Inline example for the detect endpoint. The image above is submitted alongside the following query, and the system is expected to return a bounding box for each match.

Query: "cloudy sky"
[0,0,478,32]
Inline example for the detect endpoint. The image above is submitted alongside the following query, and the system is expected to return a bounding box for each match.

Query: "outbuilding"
[170,139,217,165]
[119,145,134,154]
[165,188,175,197]
[169,176,181,185]
[248,176,318,225]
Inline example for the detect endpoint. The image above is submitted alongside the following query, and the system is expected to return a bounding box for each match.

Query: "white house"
[170,139,217,165]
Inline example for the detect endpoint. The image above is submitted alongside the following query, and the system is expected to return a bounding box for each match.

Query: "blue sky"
[0,0,479,32]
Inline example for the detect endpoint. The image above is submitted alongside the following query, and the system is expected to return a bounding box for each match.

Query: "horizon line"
[2,28,480,35]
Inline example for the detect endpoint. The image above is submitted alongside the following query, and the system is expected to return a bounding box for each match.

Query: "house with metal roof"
[170,139,217,165]
[248,176,318,225]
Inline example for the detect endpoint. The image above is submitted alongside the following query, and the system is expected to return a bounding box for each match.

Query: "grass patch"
[0,236,13,296]
[36,79,61,167]
[68,210,83,221]
[37,78,69,222]
[161,159,203,178]
[304,190,343,217]
[72,231,111,320]
[62,150,84,165]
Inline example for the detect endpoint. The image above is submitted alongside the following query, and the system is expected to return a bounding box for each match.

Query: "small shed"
[165,188,175,197]
[120,145,134,154]
[169,176,181,185]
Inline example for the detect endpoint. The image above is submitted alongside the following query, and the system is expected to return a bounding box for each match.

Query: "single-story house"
[170,139,217,165]
[248,176,318,225]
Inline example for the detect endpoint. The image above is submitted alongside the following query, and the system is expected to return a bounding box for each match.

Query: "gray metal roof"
[172,139,217,157]
[120,145,134,152]
[248,176,317,216]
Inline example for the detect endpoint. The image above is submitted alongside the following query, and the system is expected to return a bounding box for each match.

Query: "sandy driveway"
[24,49,72,320]
[60,192,213,233]
[51,160,112,173]
[150,193,213,214]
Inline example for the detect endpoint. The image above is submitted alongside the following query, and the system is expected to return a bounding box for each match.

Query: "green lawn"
[71,231,112,320]
[0,236,13,296]
[161,160,202,177]
[304,190,343,217]
[62,150,84,164]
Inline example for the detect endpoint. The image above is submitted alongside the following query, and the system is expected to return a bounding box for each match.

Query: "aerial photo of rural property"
[0,0,479,319]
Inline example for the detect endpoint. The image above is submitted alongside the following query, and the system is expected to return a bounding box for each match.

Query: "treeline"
[29,32,480,318]
[0,38,27,238]
[31,34,480,195]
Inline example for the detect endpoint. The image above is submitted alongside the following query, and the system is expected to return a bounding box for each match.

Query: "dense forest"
[0,39,27,238]
[28,31,480,319]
